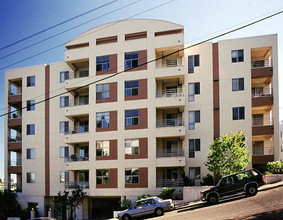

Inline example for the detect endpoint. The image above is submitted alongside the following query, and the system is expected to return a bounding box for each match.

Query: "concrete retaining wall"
[265,174,283,184]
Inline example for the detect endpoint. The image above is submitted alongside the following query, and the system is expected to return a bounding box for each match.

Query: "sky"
[0,0,283,178]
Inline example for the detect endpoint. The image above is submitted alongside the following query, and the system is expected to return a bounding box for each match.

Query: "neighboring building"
[279,120,283,160]
[0,178,4,191]
[4,19,279,218]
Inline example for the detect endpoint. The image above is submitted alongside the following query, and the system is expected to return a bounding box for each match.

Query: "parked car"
[201,169,266,205]
[117,196,174,220]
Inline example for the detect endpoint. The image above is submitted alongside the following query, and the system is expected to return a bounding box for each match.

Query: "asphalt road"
[154,183,283,220]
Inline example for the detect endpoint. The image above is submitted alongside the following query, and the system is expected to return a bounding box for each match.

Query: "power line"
[1,9,282,118]
[0,0,118,51]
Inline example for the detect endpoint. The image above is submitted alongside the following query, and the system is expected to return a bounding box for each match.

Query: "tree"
[69,188,87,220]
[54,191,69,220]
[0,189,21,220]
[205,131,251,182]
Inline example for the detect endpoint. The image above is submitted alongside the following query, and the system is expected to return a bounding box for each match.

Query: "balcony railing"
[9,159,22,166]
[8,135,22,143]
[156,57,184,68]
[68,70,89,80]
[156,118,184,127]
[65,181,89,189]
[252,117,273,126]
[251,59,272,69]
[8,89,22,96]
[8,112,22,119]
[253,146,274,156]
[68,97,89,107]
[156,88,184,98]
[252,88,273,97]
[156,179,184,187]
[66,125,89,134]
[156,149,184,157]
[65,154,89,162]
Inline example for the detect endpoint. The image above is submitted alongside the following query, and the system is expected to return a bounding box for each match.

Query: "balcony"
[252,146,274,165]
[65,98,89,119]
[156,149,185,167]
[65,70,89,90]
[156,179,184,187]
[156,118,184,127]
[156,118,185,137]
[65,126,89,144]
[252,88,273,107]
[8,113,22,128]
[8,89,22,106]
[65,153,89,171]
[251,47,273,79]
[65,181,89,189]
[155,88,185,107]
[65,154,89,162]
[156,149,184,157]
[252,117,274,136]
[8,135,22,151]
[8,159,22,174]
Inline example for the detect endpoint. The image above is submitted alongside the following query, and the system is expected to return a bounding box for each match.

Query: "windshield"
[216,179,222,187]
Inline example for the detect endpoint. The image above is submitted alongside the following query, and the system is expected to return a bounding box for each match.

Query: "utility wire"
[1,9,282,118]
[0,0,118,51]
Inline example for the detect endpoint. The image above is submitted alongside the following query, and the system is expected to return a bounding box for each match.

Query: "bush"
[267,161,283,174]
[200,174,214,186]
[159,187,176,199]
[118,198,132,210]
[136,194,151,202]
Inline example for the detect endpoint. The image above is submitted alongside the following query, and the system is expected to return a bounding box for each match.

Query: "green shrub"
[200,174,214,186]
[159,187,176,199]
[267,160,283,174]
[118,198,132,210]
[136,194,151,202]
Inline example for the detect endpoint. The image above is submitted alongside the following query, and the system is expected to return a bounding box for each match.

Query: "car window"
[236,171,251,181]
[144,199,156,206]
[135,201,144,207]
[221,176,233,185]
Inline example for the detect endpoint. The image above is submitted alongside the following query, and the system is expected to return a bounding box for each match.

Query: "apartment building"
[4,19,279,218]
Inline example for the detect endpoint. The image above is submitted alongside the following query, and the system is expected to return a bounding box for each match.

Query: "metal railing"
[156,88,184,98]
[65,154,89,162]
[156,179,184,187]
[156,57,184,68]
[8,135,22,143]
[156,118,184,127]
[9,159,22,166]
[156,149,184,157]
[68,97,89,107]
[8,112,22,119]
[253,146,274,156]
[65,125,89,134]
[67,70,89,80]
[8,89,22,96]
[251,59,272,68]
[252,88,273,97]
[65,181,89,189]
[252,117,273,126]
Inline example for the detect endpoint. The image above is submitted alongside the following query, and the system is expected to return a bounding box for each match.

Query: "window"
[27,100,35,111]
[96,84,110,100]
[96,56,110,72]
[281,145,283,152]
[96,112,109,128]
[252,141,264,156]
[125,80,139,97]
[188,55,200,73]
[125,109,139,126]
[125,139,139,155]
[79,121,89,132]
[60,96,69,108]
[79,171,89,182]
[125,52,139,68]
[60,171,69,183]
[27,148,35,159]
[79,95,89,105]
[189,111,200,130]
[27,76,35,87]
[96,140,110,156]
[189,167,200,180]
[280,130,283,138]
[27,124,35,135]
[233,107,245,120]
[27,172,36,183]
[189,139,200,158]
[188,82,200,101]
[232,78,244,91]
[59,146,69,159]
[125,168,139,184]
[96,169,110,184]
[79,70,89,78]
[60,121,69,133]
[232,49,244,63]
[60,71,69,83]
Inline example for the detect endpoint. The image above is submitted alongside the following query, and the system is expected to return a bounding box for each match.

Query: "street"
[155,183,283,220]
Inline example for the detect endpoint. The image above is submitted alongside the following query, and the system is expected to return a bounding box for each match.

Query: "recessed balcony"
[156,149,185,167]
[252,88,273,107]
[8,89,22,107]
[65,69,89,90]
[252,117,273,136]
[155,88,185,107]
[251,47,273,79]
[8,113,22,128]
[8,159,22,174]
[65,97,89,119]
[252,146,274,165]
[65,181,89,189]
[65,125,89,144]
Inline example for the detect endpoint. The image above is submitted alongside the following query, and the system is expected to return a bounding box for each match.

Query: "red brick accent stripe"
[155,28,183,36]
[213,43,220,139]
[125,31,147,40]
[96,36,117,45]
[125,138,148,159]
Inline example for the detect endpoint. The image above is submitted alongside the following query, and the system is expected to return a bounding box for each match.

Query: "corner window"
[125,52,139,68]
[60,96,69,108]
[59,121,69,133]
[189,110,200,130]
[189,139,200,158]
[232,49,244,63]
[27,76,35,87]
[233,107,245,120]
[96,169,110,184]
[27,148,35,159]
[188,82,200,101]
[125,80,139,97]
[125,168,139,184]
[96,140,110,156]
[27,172,36,183]
[232,78,244,91]
[27,124,35,135]
[60,171,69,183]
[125,139,139,155]
[96,84,110,100]
[188,55,200,73]
[125,109,139,126]
[27,100,35,111]
[189,167,200,180]
[96,56,110,72]
[96,112,110,128]
[60,71,69,83]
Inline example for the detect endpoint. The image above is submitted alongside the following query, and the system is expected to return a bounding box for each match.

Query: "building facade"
[4,19,279,218]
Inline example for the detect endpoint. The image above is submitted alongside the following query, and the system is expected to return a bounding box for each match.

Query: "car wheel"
[155,208,164,216]
[122,214,131,220]
[246,185,257,196]
[207,195,218,205]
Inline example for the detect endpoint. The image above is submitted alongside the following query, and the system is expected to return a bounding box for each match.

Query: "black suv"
[201,169,266,205]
